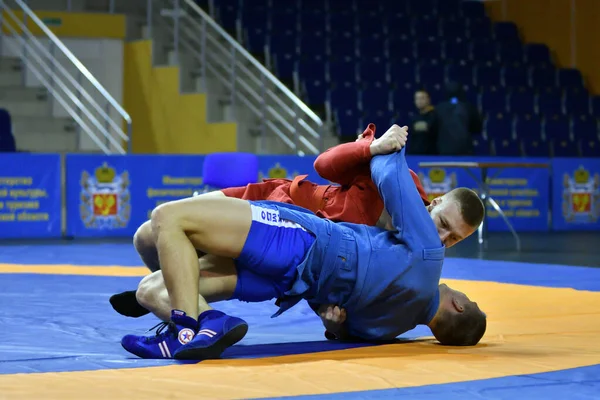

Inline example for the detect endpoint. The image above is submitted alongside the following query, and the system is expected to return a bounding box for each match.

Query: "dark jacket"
[408,106,438,155]
[435,82,482,155]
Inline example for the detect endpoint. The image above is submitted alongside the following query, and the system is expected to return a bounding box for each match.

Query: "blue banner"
[65,155,205,238]
[552,158,600,231]
[0,153,61,238]
[408,156,550,232]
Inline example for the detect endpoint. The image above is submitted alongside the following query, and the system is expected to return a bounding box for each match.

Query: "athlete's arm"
[313,124,376,185]
[370,128,420,240]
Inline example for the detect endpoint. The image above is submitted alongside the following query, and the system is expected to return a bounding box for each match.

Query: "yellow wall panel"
[123,40,237,154]
[1,10,125,39]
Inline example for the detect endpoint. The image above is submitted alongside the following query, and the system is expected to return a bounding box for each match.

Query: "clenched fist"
[370,124,409,156]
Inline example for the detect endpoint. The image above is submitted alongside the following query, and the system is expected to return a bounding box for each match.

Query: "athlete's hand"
[318,304,347,324]
[370,124,408,156]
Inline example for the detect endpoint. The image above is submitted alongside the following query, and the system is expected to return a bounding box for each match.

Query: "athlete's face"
[427,195,475,247]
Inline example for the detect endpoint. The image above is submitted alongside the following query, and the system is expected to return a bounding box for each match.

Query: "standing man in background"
[435,81,482,155]
[408,89,438,155]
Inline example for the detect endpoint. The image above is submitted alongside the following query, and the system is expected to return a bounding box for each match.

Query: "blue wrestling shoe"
[121,310,198,359]
[173,310,248,360]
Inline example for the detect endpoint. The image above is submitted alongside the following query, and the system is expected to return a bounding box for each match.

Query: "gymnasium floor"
[1,234,600,399]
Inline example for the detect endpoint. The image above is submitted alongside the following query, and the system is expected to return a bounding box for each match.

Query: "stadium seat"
[508,87,536,115]
[443,38,470,63]
[446,64,474,86]
[415,40,443,60]
[514,114,543,139]
[580,138,600,157]
[571,114,599,140]
[485,112,513,140]
[522,138,550,157]
[479,88,507,113]
[461,1,486,18]
[359,60,389,84]
[328,61,358,84]
[336,108,362,137]
[472,136,491,156]
[471,40,497,64]
[530,67,556,88]
[498,43,524,64]
[544,115,570,141]
[564,87,590,115]
[503,65,528,87]
[557,68,584,88]
[418,62,445,85]
[361,83,392,114]
[493,138,521,157]
[358,35,387,58]
[468,17,493,39]
[493,22,520,43]
[475,65,501,86]
[524,43,552,68]
[537,89,563,115]
[592,96,600,118]
[553,139,579,157]
[440,19,465,40]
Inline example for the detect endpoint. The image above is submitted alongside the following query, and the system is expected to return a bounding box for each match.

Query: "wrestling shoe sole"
[174,323,248,360]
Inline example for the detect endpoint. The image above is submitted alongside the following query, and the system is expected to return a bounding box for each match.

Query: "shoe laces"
[142,321,176,343]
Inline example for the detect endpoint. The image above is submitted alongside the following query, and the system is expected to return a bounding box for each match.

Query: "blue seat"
[544,115,570,141]
[329,33,357,59]
[359,60,389,83]
[468,17,493,39]
[437,0,461,17]
[389,61,417,85]
[525,43,552,68]
[522,138,550,157]
[361,110,395,133]
[299,11,327,32]
[303,78,328,105]
[269,30,299,58]
[299,30,327,60]
[388,38,416,59]
[498,43,524,64]
[328,10,357,34]
[392,88,416,112]
[484,112,513,140]
[418,63,445,85]
[471,40,497,64]
[508,87,536,115]
[557,68,584,88]
[479,88,507,113]
[514,114,543,140]
[571,114,598,140]
[472,136,491,156]
[427,85,443,103]
[358,36,387,58]
[553,139,579,157]
[461,1,486,18]
[361,84,392,113]
[592,96,600,118]
[494,22,520,43]
[580,138,600,157]
[297,60,327,82]
[415,40,443,60]
[203,153,259,189]
[564,88,591,115]
[386,18,414,41]
[271,10,299,34]
[274,53,298,81]
[443,38,470,63]
[328,61,358,84]
[530,67,556,88]
[475,65,501,86]
[242,7,268,28]
[503,65,528,87]
[413,17,440,39]
[537,90,563,115]
[245,25,268,54]
[408,0,436,16]
[446,64,474,85]
[440,19,465,39]
[335,107,362,137]
[493,138,521,156]
[216,1,240,32]
[356,8,384,25]
[0,109,16,152]
[464,85,478,104]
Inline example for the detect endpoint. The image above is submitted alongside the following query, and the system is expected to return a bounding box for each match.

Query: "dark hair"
[415,88,430,95]
[451,187,485,228]
[432,303,487,346]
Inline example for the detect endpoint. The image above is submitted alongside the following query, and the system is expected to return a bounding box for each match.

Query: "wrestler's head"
[426,187,484,247]
[428,283,486,346]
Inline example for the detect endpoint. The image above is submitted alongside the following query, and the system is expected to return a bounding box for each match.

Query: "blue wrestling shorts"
[231,202,316,303]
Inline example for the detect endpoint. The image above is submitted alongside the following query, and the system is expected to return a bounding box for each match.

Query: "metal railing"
[146,0,325,155]
[0,0,132,154]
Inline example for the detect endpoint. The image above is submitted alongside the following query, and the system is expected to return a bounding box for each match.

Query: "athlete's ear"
[431,197,442,207]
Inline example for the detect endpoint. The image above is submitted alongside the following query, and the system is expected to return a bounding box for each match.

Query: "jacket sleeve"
[313,124,376,185]
[410,169,431,206]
